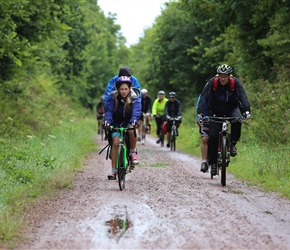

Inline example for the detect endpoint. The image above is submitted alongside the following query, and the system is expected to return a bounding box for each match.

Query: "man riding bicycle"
[96,95,104,134]
[164,92,182,148]
[197,64,251,175]
[138,89,152,141]
[152,90,168,144]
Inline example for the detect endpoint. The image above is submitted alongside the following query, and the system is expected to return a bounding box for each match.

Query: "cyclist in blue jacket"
[104,66,141,104]
[104,76,141,180]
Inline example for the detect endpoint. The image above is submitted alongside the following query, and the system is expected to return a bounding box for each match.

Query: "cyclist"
[104,66,141,104]
[104,76,141,180]
[96,95,105,134]
[197,64,251,175]
[138,89,152,142]
[152,90,168,143]
[164,92,182,148]
[196,94,209,172]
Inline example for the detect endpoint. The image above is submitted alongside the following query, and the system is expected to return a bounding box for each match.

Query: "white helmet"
[141,89,148,94]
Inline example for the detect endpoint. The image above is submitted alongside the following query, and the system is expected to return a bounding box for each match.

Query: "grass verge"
[176,108,290,199]
[0,114,97,245]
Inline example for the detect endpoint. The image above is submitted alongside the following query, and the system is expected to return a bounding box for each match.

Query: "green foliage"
[0,115,97,243]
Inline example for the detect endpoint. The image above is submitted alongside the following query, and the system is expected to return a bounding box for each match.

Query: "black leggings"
[155,115,165,136]
[208,108,242,165]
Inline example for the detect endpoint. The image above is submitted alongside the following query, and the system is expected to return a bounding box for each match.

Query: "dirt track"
[14,134,290,249]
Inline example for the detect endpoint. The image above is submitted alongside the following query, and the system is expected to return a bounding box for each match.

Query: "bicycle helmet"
[158,90,165,95]
[141,89,148,95]
[100,95,104,100]
[115,76,132,89]
[169,92,176,98]
[217,64,233,74]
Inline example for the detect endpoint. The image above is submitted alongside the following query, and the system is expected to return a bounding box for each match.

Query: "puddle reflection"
[105,215,133,241]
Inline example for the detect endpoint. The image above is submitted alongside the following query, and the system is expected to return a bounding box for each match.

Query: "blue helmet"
[115,76,132,89]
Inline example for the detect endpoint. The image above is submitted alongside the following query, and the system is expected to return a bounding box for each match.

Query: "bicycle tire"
[171,129,176,151]
[100,124,104,141]
[141,120,146,145]
[117,146,126,191]
[160,131,164,147]
[221,135,227,186]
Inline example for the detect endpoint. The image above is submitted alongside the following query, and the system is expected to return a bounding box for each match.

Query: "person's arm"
[104,76,117,103]
[152,99,157,116]
[197,79,213,115]
[177,101,182,117]
[235,78,251,113]
[164,101,169,117]
[130,97,141,125]
[104,93,115,125]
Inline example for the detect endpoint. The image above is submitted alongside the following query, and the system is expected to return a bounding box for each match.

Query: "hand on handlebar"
[197,113,204,122]
[243,111,251,119]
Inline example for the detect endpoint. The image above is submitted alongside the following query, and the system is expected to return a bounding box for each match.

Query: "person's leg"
[137,118,142,141]
[108,135,119,179]
[155,116,162,143]
[199,121,209,172]
[128,126,139,164]
[229,107,242,156]
[208,121,221,175]
[201,136,208,161]
[166,120,172,147]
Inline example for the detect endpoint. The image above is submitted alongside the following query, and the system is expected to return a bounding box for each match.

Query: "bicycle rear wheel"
[221,135,227,186]
[117,146,126,191]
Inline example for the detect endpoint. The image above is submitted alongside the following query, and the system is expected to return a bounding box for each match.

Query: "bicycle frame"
[141,112,147,145]
[109,126,136,191]
[168,117,180,151]
[205,116,243,186]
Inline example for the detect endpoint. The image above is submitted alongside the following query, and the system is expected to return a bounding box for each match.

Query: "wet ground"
[13,134,290,249]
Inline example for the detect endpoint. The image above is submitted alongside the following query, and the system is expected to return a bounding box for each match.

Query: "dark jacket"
[141,95,152,113]
[96,101,104,115]
[165,99,182,117]
[197,77,250,116]
[104,88,141,127]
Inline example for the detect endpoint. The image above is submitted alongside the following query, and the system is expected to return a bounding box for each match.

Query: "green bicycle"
[108,126,137,191]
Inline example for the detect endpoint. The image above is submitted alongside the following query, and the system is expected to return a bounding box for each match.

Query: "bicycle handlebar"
[167,116,182,121]
[204,116,244,123]
[108,125,137,138]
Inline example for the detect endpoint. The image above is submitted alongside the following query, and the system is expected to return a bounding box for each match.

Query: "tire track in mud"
[13,135,290,249]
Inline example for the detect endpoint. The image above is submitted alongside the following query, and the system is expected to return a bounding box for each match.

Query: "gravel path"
[13,134,290,249]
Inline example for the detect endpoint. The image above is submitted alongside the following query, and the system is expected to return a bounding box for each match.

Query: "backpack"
[213,76,235,91]
[196,76,235,116]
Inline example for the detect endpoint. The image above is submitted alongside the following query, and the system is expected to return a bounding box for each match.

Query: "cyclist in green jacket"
[152,90,168,143]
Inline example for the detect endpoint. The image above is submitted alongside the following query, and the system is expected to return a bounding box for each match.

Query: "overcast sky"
[98,0,168,46]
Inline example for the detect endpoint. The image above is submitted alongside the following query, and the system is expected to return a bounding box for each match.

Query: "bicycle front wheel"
[160,131,164,147]
[170,130,176,151]
[117,146,126,191]
[100,124,104,141]
[221,135,227,186]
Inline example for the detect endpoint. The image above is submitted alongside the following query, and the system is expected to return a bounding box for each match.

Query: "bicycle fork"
[217,122,231,166]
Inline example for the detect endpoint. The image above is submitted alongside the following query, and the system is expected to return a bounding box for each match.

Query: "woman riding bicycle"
[152,90,168,143]
[164,92,182,148]
[197,64,251,176]
[104,76,141,180]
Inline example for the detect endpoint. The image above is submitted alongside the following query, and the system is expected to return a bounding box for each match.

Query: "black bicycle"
[140,112,147,145]
[168,116,181,151]
[204,116,243,186]
[100,114,105,141]
[109,126,136,191]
